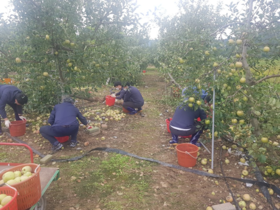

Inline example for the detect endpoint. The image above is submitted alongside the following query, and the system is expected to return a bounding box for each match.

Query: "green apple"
[237,110,244,117]
[235,62,243,68]
[6,179,19,185]
[101,137,105,140]
[45,35,50,40]
[225,159,230,164]
[24,171,32,177]
[0,194,7,203]
[22,166,32,173]
[189,97,195,102]
[14,171,22,178]
[213,62,218,67]
[240,77,246,83]
[201,158,207,165]
[205,120,210,125]
[232,119,237,124]
[242,170,248,176]
[2,171,15,183]
[236,39,242,44]
[65,40,70,44]
[43,72,49,76]
[14,177,21,182]
[228,39,234,44]
[263,46,270,52]
[20,176,29,181]
[15,57,21,63]
[1,195,12,206]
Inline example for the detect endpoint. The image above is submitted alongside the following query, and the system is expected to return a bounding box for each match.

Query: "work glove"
[111,94,116,98]
[5,120,11,128]
[19,116,27,121]
[87,125,93,129]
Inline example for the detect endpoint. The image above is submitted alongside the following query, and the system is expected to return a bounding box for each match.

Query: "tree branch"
[255,74,280,84]
[168,72,182,90]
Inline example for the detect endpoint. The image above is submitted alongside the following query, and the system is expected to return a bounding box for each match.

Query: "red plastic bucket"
[176,143,199,167]
[9,120,26,136]
[165,118,191,138]
[0,186,18,210]
[55,136,69,143]
[106,95,115,106]
[143,70,146,73]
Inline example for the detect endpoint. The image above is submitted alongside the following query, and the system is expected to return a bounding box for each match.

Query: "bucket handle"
[5,183,19,195]
[185,151,198,159]
[34,164,40,173]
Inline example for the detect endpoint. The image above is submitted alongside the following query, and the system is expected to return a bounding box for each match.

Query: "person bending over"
[40,97,88,153]
[169,102,208,146]
[0,85,28,135]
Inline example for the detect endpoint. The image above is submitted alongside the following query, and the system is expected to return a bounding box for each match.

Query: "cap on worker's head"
[204,95,211,103]
[63,97,74,104]
[114,81,122,87]
[16,93,28,105]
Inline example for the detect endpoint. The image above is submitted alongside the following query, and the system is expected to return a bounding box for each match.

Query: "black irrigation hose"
[51,147,280,195]
[219,148,240,210]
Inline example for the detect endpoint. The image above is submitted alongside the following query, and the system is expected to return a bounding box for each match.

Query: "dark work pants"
[40,125,79,146]
[0,104,21,132]
[169,122,203,144]
[123,101,144,109]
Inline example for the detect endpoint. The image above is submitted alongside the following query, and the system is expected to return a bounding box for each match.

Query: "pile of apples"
[0,166,34,185]
[0,194,13,208]
[105,109,126,121]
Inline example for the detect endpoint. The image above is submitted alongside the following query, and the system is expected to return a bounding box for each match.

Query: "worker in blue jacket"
[39,97,89,153]
[112,81,126,100]
[123,83,144,115]
[0,85,28,135]
[169,102,208,146]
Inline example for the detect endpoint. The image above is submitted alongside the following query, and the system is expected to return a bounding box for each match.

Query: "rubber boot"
[125,107,137,115]
[169,133,178,144]
[190,130,203,147]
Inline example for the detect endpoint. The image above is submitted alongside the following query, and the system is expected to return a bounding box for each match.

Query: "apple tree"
[0,0,149,113]
[155,0,280,168]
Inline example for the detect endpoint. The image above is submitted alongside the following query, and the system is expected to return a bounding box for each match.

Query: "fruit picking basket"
[0,163,41,210]
[0,186,18,210]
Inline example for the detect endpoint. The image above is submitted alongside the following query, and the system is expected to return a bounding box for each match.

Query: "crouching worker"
[169,101,208,146]
[0,85,28,135]
[112,81,126,104]
[123,83,144,115]
[40,97,88,153]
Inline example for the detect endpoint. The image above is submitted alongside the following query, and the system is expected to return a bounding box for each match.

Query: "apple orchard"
[1,0,280,174]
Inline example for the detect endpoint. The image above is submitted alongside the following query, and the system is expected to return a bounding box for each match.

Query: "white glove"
[5,120,11,128]
[19,116,26,121]
[111,94,116,98]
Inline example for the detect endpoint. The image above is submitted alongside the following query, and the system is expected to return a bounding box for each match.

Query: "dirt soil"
[0,68,279,210]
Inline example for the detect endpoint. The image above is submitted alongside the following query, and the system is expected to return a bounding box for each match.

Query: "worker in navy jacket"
[0,85,28,135]
[122,83,144,115]
[39,97,88,153]
[113,81,126,100]
[169,103,207,146]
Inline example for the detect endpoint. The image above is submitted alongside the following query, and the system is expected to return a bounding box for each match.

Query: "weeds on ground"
[58,153,154,209]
